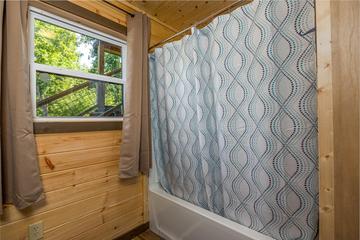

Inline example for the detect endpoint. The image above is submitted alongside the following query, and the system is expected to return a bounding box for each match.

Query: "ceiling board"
[69,0,127,25]
[125,1,237,32]
[68,0,250,48]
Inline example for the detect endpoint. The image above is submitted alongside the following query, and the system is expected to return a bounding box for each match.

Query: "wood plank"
[70,0,127,25]
[71,209,143,240]
[142,176,149,223]
[38,146,120,174]
[1,130,147,240]
[150,20,177,47]
[316,1,335,239]
[102,195,143,223]
[331,0,360,239]
[0,194,106,240]
[43,197,142,240]
[111,0,179,33]
[41,161,119,192]
[125,1,239,32]
[36,130,121,154]
[44,211,104,240]
[0,175,141,225]
[105,182,143,208]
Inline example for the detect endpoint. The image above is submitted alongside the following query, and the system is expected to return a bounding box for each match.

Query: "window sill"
[34,119,122,134]
[34,117,123,122]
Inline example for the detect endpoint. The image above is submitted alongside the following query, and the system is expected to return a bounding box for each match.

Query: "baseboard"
[114,222,149,240]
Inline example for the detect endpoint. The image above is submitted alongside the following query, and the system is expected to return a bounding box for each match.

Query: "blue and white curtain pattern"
[150,0,318,239]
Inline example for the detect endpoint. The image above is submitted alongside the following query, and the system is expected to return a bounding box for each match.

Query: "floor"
[132,230,161,240]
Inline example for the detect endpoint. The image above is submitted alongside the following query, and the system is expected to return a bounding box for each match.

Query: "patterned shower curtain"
[150,0,318,239]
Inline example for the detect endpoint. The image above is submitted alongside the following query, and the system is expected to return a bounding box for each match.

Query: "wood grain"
[316,1,335,239]
[69,0,127,25]
[132,230,161,240]
[36,130,121,154]
[38,146,120,174]
[71,209,144,240]
[330,1,360,239]
[41,161,119,192]
[125,1,236,31]
[317,0,360,239]
[70,1,253,49]
[0,195,106,239]
[0,131,147,240]
[70,0,176,47]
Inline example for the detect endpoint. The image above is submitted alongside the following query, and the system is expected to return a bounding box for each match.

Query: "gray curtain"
[119,13,151,178]
[0,0,44,214]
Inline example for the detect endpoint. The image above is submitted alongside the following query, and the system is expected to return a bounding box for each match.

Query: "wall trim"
[34,121,122,134]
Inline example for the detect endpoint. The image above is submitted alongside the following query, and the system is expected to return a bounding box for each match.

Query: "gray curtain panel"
[119,13,151,178]
[0,0,44,214]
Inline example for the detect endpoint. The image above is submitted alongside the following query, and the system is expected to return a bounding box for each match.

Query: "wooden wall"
[0,1,359,239]
[317,0,360,239]
[316,1,335,239]
[331,1,359,239]
[0,131,147,240]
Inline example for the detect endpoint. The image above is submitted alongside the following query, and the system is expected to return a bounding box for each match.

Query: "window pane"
[104,49,122,78]
[36,72,123,118]
[34,19,122,79]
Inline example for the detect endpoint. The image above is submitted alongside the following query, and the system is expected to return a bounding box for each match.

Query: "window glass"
[34,19,122,79]
[36,72,123,118]
[30,9,126,120]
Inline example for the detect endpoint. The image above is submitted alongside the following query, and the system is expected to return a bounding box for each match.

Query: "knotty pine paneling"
[126,1,235,31]
[38,145,120,174]
[36,130,122,154]
[331,1,360,239]
[69,0,127,26]
[316,1,335,239]
[41,161,119,192]
[0,130,148,240]
[317,0,360,239]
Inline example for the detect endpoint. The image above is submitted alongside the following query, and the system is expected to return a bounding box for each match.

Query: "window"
[29,7,126,122]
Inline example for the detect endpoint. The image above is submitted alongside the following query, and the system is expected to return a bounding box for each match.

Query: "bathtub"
[149,178,274,240]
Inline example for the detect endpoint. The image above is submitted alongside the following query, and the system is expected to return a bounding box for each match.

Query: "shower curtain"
[150,0,318,239]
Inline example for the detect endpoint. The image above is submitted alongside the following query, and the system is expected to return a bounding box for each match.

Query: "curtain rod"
[149,0,251,51]
[103,0,135,18]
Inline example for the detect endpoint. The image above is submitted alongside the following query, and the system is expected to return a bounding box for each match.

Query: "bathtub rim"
[149,181,275,240]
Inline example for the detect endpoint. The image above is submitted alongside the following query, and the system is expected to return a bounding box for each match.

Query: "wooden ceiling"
[70,0,249,48]
[125,1,238,31]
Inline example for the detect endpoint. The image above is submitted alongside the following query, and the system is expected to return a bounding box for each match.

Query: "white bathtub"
[149,180,274,240]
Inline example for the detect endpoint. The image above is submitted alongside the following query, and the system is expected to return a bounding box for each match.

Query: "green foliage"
[34,19,123,117]
[34,20,81,69]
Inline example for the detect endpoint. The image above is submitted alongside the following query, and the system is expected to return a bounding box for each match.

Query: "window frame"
[29,7,127,123]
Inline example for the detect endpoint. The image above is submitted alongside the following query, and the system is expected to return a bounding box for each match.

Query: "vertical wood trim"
[142,175,149,223]
[316,1,335,239]
[331,1,360,239]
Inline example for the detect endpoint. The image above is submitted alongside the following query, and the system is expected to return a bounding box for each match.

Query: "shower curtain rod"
[149,0,252,51]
